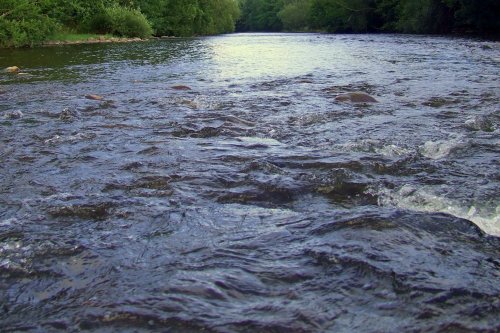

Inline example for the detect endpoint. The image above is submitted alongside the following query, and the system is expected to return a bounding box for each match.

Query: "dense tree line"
[0,0,240,47]
[1,0,497,48]
[237,0,499,36]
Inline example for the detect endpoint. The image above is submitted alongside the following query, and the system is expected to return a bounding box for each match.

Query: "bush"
[0,14,57,48]
[106,6,153,38]
[85,5,153,38]
[278,1,312,31]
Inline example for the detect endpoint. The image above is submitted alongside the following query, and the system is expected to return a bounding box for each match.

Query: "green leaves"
[96,5,153,38]
[237,0,499,35]
[0,0,241,47]
[0,0,58,47]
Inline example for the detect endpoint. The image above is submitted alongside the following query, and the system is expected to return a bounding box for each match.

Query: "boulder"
[3,110,23,119]
[464,115,495,132]
[335,92,378,103]
[5,66,20,73]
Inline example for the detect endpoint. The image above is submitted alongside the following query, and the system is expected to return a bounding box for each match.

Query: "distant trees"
[308,0,378,33]
[278,0,312,31]
[236,0,284,32]
[236,0,500,36]
[137,0,240,36]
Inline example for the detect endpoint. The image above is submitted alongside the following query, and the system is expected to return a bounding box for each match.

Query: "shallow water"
[1,33,499,332]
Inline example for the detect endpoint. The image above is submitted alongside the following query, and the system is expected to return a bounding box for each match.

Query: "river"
[1,33,499,332]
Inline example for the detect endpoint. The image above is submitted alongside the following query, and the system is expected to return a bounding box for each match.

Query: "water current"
[1,33,499,332]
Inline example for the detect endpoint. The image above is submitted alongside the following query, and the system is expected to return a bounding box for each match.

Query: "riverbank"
[43,35,148,46]
[0,35,182,49]
[40,33,173,46]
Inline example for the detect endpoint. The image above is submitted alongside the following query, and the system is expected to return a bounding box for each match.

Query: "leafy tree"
[395,0,454,33]
[195,0,240,35]
[237,0,284,32]
[309,0,378,33]
[446,0,500,35]
[278,0,312,31]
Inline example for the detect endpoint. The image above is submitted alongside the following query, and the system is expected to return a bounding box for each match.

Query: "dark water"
[1,33,499,332]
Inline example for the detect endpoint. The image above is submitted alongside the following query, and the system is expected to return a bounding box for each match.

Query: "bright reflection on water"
[208,33,341,79]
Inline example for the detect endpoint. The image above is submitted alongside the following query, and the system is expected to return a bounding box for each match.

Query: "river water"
[0,33,499,332]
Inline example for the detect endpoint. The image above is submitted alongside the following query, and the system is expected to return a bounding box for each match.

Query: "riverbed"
[1,33,499,332]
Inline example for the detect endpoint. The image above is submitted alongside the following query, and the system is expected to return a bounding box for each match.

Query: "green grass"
[48,33,115,42]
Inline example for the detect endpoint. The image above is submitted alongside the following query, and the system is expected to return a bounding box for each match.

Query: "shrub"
[0,16,57,48]
[107,6,153,38]
[85,5,153,38]
[0,0,59,47]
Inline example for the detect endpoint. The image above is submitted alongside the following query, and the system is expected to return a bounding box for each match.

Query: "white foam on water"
[419,137,470,160]
[236,136,283,146]
[44,133,95,145]
[0,217,19,227]
[375,184,500,237]
[338,139,412,158]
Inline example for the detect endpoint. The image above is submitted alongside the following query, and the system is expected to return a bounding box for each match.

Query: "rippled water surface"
[1,33,499,332]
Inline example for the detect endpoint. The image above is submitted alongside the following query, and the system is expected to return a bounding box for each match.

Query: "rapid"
[1,33,499,332]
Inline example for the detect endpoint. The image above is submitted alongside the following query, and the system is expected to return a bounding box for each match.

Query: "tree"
[309,0,378,33]
[237,0,284,32]
[278,0,312,31]
[447,0,500,35]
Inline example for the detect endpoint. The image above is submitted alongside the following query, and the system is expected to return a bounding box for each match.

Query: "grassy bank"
[48,33,115,42]
[42,33,148,46]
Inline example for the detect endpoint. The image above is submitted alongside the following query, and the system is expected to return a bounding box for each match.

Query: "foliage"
[237,0,500,35]
[136,0,240,36]
[278,0,312,31]
[236,0,284,32]
[395,0,454,34]
[1,0,498,47]
[0,0,58,47]
[0,0,240,47]
[85,5,153,38]
[448,0,500,35]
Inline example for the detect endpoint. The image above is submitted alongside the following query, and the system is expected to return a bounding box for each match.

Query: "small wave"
[419,137,470,159]
[0,217,19,227]
[44,132,96,145]
[375,185,500,236]
[338,139,412,158]
[235,136,283,147]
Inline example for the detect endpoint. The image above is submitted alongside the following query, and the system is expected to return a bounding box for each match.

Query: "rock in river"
[3,110,23,119]
[5,66,20,73]
[171,85,192,91]
[86,94,104,101]
[335,92,378,103]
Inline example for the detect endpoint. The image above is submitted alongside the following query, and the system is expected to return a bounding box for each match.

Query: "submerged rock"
[5,66,20,73]
[59,108,79,121]
[464,115,495,132]
[171,85,192,91]
[48,203,113,220]
[335,92,378,103]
